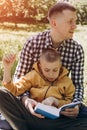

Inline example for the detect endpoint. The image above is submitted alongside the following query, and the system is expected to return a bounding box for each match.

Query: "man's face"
[52,10,77,40]
[40,59,61,82]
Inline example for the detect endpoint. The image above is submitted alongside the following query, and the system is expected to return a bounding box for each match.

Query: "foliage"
[71,0,87,25]
[0,49,4,61]
[0,0,86,25]
[76,3,87,25]
[0,0,57,23]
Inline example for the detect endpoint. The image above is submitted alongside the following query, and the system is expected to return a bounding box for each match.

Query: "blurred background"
[0,0,87,102]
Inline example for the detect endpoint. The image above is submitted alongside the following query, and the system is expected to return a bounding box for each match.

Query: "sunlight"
[0,0,5,5]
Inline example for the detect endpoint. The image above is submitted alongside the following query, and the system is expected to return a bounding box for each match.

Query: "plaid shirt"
[14,30,84,102]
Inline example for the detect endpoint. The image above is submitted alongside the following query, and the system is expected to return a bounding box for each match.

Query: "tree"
[0,0,86,25]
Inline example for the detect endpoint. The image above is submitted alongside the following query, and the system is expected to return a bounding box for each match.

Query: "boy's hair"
[48,2,76,19]
[40,48,61,63]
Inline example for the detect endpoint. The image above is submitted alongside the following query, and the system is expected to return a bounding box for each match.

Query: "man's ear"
[50,19,57,28]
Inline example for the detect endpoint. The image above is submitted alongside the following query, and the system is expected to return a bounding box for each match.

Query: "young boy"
[0,48,76,130]
[2,48,75,107]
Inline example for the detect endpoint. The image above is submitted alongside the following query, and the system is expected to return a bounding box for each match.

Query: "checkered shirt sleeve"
[57,39,84,102]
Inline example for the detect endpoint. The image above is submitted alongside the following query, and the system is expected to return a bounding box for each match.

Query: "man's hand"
[22,96,44,118]
[60,105,79,118]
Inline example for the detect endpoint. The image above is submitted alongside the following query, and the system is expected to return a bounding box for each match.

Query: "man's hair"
[48,2,76,19]
[40,48,61,63]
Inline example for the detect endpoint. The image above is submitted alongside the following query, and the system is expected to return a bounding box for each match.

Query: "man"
[14,2,85,118]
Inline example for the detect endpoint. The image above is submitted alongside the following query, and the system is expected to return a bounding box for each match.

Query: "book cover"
[34,101,81,119]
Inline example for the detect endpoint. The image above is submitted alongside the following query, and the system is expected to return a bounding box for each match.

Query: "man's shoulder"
[65,39,83,49]
[24,30,51,48]
[30,30,50,40]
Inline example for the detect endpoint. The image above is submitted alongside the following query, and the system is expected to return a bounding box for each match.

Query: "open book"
[34,101,81,119]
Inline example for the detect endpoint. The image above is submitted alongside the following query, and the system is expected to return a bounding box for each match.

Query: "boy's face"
[40,59,61,82]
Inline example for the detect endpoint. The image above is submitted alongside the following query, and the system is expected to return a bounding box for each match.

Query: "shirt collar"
[45,30,72,48]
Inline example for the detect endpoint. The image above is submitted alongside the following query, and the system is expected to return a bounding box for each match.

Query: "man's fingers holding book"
[60,106,79,118]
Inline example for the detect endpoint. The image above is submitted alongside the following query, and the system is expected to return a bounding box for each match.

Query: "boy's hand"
[2,53,16,84]
[42,96,59,107]
[3,53,16,69]
[22,96,44,118]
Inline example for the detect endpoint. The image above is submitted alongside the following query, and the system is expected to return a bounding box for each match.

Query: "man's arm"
[71,44,84,102]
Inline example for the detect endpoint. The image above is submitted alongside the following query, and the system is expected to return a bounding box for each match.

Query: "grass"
[0,23,87,103]
[74,25,87,103]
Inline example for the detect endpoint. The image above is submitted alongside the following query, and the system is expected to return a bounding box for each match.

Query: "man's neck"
[50,31,63,47]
